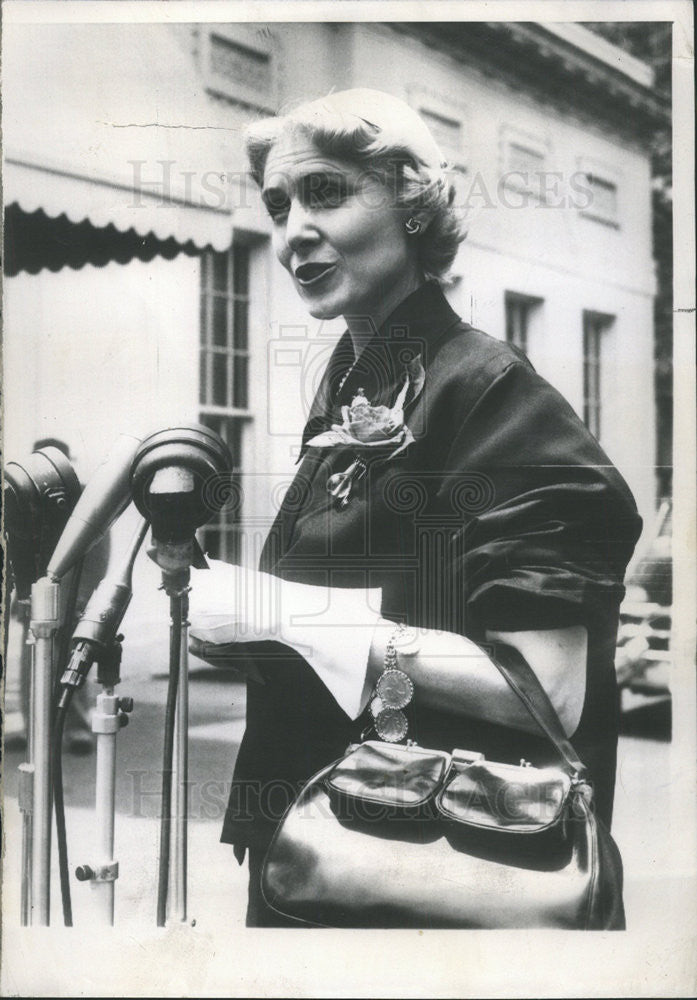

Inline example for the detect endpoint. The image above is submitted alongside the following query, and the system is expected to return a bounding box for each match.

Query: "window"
[507,142,546,179]
[586,175,618,220]
[583,174,619,225]
[209,34,270,93]
[505,292,543,355]
[419,108,466,171]
[577,157,621,227]
[198,245,252,561]
[499,125,549,201]
[583,311,614,440]
[200,27,276,111]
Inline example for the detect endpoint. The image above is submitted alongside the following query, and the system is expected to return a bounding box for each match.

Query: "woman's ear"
[403,209,435,236]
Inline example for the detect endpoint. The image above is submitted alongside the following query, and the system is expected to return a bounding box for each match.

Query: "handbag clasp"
[451,748,485,767]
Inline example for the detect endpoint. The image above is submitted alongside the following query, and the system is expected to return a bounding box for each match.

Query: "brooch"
[306,356,425,508]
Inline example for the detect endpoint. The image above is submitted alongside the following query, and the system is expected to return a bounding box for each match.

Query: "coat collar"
[300,281,460,455]
[264,282,461,571]
[374,278,460,344]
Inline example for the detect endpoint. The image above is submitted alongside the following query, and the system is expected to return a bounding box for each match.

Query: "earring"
[405,217,422,236]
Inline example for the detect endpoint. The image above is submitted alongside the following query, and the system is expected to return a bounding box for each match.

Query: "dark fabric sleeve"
[439,361,643,635]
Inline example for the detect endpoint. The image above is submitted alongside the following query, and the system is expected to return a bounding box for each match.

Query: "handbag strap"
[488,641,588,780]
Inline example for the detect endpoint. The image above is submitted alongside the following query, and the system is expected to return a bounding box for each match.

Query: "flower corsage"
[306,355,425,508]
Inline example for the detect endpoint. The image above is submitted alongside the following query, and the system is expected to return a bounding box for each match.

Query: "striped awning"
[3,22,238,269]
[4,158,233,254]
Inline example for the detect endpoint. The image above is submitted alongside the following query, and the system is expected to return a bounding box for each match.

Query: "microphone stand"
[171,580,190,922]
[5,444,83,924]
[22,563,81,925]
[163,568,190,924]
[71,518,148,924]
[21,433,141,926]
[74,642,129,924]
[23,563,85,925]
[14,599,34,926]
[129,426,232,926]
[154,555,193,926]
[26,575,61,926]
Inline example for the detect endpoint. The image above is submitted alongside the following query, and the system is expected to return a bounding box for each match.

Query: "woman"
[189,89,642,926]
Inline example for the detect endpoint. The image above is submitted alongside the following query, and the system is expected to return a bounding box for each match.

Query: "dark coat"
[222,281,642,847]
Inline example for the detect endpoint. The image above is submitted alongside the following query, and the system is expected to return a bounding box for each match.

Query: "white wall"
[3,254,201,479]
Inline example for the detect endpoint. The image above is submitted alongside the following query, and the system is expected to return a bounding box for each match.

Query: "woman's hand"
[188,558,383,718]
[188,559,282,645]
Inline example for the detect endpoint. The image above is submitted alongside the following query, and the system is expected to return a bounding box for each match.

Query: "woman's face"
[262,131,421,322]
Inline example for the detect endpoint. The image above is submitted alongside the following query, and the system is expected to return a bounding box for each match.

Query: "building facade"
[3,21,667,567]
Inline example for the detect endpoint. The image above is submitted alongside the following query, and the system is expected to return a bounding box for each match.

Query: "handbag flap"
[437,759,572,833]
[325,741,450,808]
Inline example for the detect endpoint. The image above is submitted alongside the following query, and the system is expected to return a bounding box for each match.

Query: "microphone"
[47,434,142,581]
[131,426,231,929]
[130,425,232,574]
[3,447,82,599]
[58,518,149,703]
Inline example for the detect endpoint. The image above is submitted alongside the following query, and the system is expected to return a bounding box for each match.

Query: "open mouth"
[295,262,337,286]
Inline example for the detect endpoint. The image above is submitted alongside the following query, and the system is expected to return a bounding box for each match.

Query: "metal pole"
[170,592,189,922]
[74,655,133,921]
[18,763,34,925]
[20,606,35,926]
[29,576,60,926]
[92,691,120,923]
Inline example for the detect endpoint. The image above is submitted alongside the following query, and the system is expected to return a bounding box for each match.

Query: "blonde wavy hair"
[245,93,467,283]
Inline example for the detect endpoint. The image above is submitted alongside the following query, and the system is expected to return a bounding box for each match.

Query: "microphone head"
[130,425,233,544]
[3,447,82,598]
[46,433,141,580]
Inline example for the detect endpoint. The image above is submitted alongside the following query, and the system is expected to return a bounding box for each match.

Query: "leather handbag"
[260,644,625,929]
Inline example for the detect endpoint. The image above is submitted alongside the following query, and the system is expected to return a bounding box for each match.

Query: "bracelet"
[369,623,415,743]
